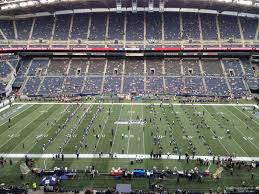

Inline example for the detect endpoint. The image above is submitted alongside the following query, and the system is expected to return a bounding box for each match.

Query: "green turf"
[0,103,259,156]
[0,102,259,192]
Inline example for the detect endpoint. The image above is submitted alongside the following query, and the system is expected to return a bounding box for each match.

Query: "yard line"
[0,105,11,113]
[223,107,259,151]
[231,135,250,157]
[0,105,25,118]
[10,105,68,154]
[61,105,93,153]
[44,159,47,169]
[0,105,53,151]
[0,104,33,127]
[111,105,123,153]
[201,105,230,154]
[233,106,259,128]
[207,107,250,157]
[94,105,111,153]
[127,103,133,154]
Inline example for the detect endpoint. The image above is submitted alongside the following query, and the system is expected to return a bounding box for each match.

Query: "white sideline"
[0,153,258,161]
[0,105,10,113]
[13,102,258,107]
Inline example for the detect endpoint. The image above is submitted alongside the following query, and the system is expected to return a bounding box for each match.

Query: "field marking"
[21,104,70,152]
[43,105,82,153]
[229,106,259,139]
[0,104,33,127]
[61,105,93,153]
[204,105,253,156]
[0,105,53,151]
[233,106,259,128]
[0,105,11,113]
[127,104,133,154]
[13,102,258,107]
[44,159,47,169]
[94,105,112,153]
[111,105,123,153]
[223,107,259,151]
[0,153,258,161]
[0,105,26,121]
[201,105,230,154]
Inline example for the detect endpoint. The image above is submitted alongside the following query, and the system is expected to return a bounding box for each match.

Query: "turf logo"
[243,136,254,141]
[8,134,20,138]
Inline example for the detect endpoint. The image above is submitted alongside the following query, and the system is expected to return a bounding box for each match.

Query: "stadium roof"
[0,0,259,15]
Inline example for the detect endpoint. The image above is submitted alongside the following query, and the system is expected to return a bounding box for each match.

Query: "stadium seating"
[28,59,49,76]
[240,17,258,40]
[106,59,123,75]
[228,77,247,97]
[0,81,6,93]
[241,59,254,78]
[222,59,243,77]
[125,59,144,75]
[164,77,184,95]
[146,13,162,42]
[69,59,87,75]
[185,77,205,95]
[218,15,241,39]
[32,16,54,40]
[89,13,107,40]
[123,76,145,94]
[82,76,102,94]
[182,59,201,75]
[201,59,223,76]
[15,18,33,40]
[23,77,42,95]
[0,20,15,39]
[63,76,84,94]
[0,62,12,78]
[71,14,89,40]
[88,59,105,75]
[16,59,31,76]
[126,13,144,41]
[38,77,64,96]
[0,12,256,98]
[53,15,71,40]
[164,12,181,40]
[146,76,164,94]
[182,13,200,40]
[200,14,218,40]
[13,76,25,88]
[47,59,69,76]
[205,77,229,96]
[0,12,257,48]
[146,59,163,75]
[103,76,121,94]
[246,78,258,90]
[108,13,124,41]
[8,55,256,98]
[164,59,182,75]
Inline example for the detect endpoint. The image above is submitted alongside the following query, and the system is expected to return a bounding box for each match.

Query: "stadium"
[0,0,259,193]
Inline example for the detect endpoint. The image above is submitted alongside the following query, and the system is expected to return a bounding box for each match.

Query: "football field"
[0,102,259,158]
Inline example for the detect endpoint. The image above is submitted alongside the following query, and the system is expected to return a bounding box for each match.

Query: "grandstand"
[0,0,259,193]
[0,12,258,48]
[5,56,255,97]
